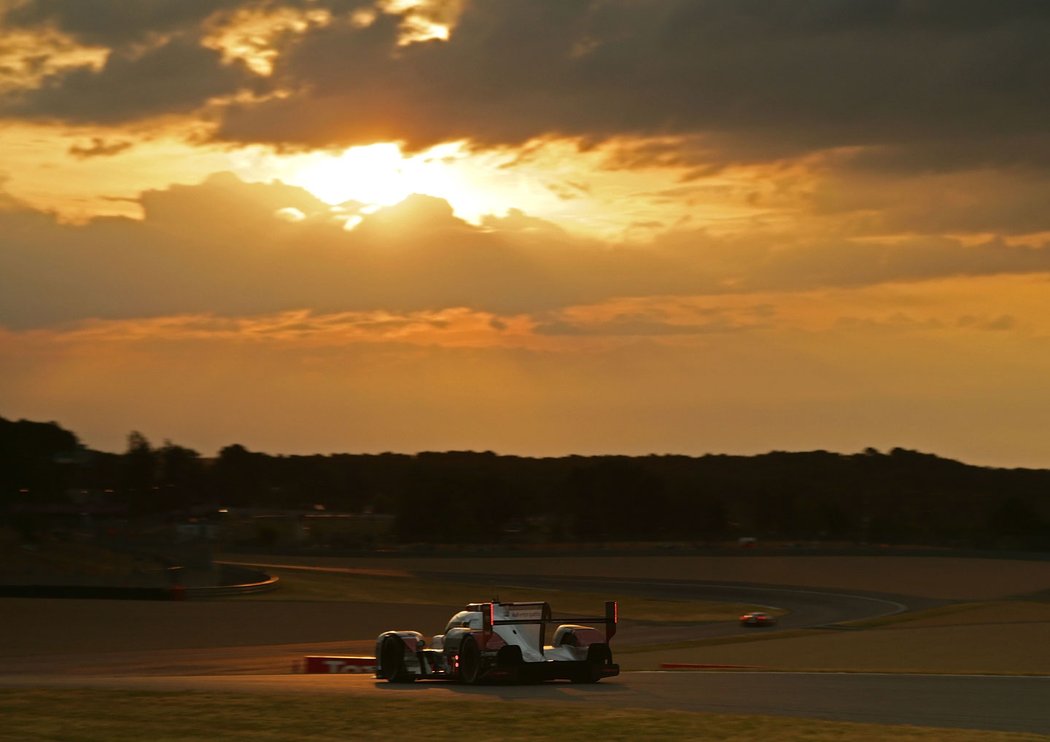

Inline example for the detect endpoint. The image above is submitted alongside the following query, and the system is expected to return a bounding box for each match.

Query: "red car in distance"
[739,611,777,627]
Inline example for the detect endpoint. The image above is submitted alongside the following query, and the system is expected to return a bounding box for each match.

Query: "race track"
[416,569,923,643]
[3,567,1048,735]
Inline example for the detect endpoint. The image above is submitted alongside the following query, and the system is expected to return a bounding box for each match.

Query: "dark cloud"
[3,172,1050,330]
[734,235,1050,293]
[3,36,256,123]
[211,0,1050,172]
[67,136,133,158]
[2,1,1047,174]
[1,0,243,46]
[807,167,1050,236]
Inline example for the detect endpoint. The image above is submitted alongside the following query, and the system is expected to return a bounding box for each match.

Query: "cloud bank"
[1,172,1049,330]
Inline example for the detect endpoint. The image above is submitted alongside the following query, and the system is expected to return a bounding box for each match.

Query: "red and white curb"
[303,657,758,674]
[659,663,763,670]
[302,656,376,674]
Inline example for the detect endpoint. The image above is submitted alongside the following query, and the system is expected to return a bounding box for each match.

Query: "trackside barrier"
[0,585,175,600]
[183,575,280,599]
[303,656,377,674]
[0,578,280,600]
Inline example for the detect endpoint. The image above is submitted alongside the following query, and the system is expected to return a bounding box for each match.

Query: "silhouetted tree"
[565,458,665,540]
[0,417,81,501]
[985,497,1050,550]
[6,415,1050,552]
[119,431,157,513]
[213,443,271,507]
[156,440,205,511]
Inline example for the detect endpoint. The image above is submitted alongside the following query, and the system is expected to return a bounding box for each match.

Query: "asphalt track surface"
[3,569,1048,735]
[414,569,927,643]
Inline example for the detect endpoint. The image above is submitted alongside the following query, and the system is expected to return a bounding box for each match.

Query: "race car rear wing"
[469,600,618,648]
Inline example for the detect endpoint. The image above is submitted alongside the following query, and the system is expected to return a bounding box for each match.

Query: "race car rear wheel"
[572,643,612,684]
[379,636,415,683]
[458,635,482,684]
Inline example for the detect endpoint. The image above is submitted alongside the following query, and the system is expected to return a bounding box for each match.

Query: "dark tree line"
[2,416,1049,550]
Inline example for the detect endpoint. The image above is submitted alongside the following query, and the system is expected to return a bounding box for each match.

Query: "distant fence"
[0,585,176,600]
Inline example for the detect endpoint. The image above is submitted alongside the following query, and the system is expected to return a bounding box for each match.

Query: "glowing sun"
[285,141,484,216]
[289,143,410,206]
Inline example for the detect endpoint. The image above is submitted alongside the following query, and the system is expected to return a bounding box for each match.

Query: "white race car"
[375,600,620,684]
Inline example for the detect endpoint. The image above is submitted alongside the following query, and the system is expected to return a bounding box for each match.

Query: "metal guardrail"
[0,585,175,600]
[183,574,280,598]
[0,570,280,600]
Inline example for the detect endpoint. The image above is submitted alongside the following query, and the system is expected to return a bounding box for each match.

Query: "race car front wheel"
[379,636,415,683]
[458,635,482,684]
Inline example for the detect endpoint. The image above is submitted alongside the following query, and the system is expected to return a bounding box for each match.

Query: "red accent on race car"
[403,635,421,651]
[477,601,517,651]
[479,631,506,651]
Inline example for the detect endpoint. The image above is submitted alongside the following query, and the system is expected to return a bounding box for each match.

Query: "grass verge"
[2,688,1044,742]
[836,602,990,630]
[616,628,818,655]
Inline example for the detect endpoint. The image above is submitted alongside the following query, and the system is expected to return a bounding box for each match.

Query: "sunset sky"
[2,1,1049,466]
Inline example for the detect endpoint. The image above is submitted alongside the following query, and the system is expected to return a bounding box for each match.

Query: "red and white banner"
[303,656,376,673]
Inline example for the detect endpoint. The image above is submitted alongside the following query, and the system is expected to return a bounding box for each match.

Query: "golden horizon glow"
[6,272,1050,465]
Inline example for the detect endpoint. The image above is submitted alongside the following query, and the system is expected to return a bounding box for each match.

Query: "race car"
[739,611,777,627]
[375,599,619,684]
